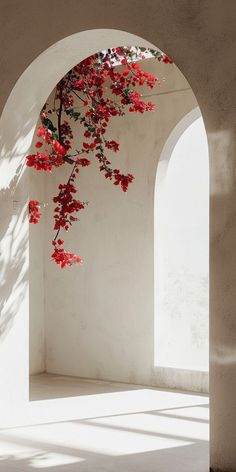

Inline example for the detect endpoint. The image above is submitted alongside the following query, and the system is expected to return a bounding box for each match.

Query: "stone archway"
[1,25,208,422]
[0,27,160,425]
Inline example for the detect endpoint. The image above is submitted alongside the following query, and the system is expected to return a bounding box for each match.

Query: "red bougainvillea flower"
[29,200,42,224]
[105,140,119,152]
[113,169,134,192]
[27,46,172,267]
[51,240,82,268]
[159,54,173,64]
[76,158,91,167]
[53,182,85,231]
[26,153,53,171]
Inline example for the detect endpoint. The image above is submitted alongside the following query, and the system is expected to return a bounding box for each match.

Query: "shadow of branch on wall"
[0,98,41,340]
[0,164,28,339]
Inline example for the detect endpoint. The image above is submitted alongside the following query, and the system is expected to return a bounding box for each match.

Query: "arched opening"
[0,29,159,422]
[0,26,210,472]
[26,44,206,399]
[154,109,209,392]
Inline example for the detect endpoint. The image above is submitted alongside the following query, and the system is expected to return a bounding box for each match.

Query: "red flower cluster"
[159,54,173,64]
[52,240,82,268]
[29,200,42,224]
[27,46,172,267]
[128,91,155,113]
[105,140,119,152]
[76,157,90,167]
[26,128,67,171]
[26,152,54,171]
[113,170,134,192]
[53,182,85,231]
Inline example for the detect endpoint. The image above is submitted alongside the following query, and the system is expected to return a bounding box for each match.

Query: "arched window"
[155,109,209,379]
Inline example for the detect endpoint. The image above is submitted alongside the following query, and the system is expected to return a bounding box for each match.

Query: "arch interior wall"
[29,57,207,394]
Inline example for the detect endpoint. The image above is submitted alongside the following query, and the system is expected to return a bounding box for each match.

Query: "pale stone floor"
[0,374,209,471]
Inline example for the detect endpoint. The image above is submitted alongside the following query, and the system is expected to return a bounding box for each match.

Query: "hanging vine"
[27,46,172,268]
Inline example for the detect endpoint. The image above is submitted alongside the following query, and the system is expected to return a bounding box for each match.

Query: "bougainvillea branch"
[27,46,172,268]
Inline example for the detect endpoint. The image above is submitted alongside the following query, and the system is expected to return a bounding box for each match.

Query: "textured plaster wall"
[1,1,236,470]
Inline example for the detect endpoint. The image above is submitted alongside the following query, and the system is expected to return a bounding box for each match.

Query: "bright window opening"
[155,113,209,372]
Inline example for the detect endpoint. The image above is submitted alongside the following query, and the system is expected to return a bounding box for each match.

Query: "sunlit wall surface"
[155,115,209,371]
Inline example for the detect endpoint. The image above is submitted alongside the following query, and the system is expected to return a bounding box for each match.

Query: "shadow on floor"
[0,437,208,472]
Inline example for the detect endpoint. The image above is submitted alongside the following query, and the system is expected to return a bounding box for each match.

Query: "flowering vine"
[27,46,172,268]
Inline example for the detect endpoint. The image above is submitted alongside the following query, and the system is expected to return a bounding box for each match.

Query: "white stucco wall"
[29,58,208,392]
[2,4,236,467]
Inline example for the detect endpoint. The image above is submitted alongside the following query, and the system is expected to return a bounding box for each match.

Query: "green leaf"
[42,117,56,133]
